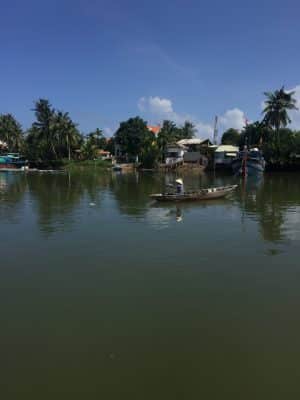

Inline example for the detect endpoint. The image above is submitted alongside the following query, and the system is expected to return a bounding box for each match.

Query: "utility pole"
[213,116,218,145]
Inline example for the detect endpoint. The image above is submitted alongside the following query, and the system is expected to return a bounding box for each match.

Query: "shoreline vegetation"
[0,87,299,171]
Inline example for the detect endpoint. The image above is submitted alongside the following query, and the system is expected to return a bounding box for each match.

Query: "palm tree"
[180,121,196,139]
[157,120,178,160]
[263,86,298,145]
[87,128,106,149]
[31,100,81,161]
[32,99,56,158]
[52,111,80,160]
[0,114,24,152]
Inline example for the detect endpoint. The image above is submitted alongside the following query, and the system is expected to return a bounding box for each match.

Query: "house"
[97,149,112,161]
[177,138,212,164]
[165,143,186,166]
[177,138,212,151]
[214,145,239,169]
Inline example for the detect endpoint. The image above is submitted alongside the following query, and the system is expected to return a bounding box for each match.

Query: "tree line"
[0,99,108,164]
[0,98,196,167]
[1,87,299,168]
[221,87,299,166]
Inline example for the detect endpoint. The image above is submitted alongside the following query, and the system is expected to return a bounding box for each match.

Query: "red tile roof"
[147,125,161,135]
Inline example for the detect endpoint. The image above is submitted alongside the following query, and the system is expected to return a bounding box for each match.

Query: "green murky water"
[1,170,300,399]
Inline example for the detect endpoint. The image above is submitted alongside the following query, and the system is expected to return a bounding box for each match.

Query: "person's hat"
[175,178,183,185]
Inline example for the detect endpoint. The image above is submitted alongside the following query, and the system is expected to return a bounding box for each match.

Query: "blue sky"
[1,0,300,137]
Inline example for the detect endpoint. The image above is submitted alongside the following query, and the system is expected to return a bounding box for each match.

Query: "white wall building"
[165,144,186,166]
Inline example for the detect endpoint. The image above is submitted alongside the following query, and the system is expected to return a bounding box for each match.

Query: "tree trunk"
[67,135,71,161]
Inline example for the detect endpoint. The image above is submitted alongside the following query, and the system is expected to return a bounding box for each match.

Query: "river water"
[1,169,300,399]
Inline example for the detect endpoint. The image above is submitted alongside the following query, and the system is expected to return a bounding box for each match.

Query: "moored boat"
[150,184,238,202]
[112,164,122,171]
[232,148,265,176]
[0,153,27,170]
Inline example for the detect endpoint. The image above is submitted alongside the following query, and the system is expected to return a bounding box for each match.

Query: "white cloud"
[219,108,247,131]
[138,96,173,114]
[194,121,214,137]
[138,96,214,138]
[103,127,113,136]
[137,96,251,139]
[288,85,300,130]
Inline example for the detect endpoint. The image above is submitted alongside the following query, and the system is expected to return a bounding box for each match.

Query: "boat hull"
[0,155,27,170]
[232,159,265,176]
[150,185,238,202]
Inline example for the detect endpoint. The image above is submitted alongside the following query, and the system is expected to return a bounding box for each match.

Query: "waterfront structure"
[214,145,239,169]
[177,138,212,152]
[177,138,212,166]
[165,143,186,167]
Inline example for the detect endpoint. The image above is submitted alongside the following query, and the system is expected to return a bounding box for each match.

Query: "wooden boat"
[150,184,238,202]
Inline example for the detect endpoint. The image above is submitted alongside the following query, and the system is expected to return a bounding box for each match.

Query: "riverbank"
[28,159,112,170]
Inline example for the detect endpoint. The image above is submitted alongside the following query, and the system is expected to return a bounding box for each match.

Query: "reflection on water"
[1,170,300,398]
[1,170,299,243]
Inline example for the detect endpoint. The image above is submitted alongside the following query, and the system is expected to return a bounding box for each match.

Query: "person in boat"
[175,178,184,195]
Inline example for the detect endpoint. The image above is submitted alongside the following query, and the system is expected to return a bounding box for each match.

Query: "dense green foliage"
[25,99,82,161]
[221,128,240,145]
[219,88,300,167]
[0,99,110,167]
[114,116,152,161]
[224,121,300,167]
[262,129,300,166]
[0,114,23,152]
[113,117,196,166]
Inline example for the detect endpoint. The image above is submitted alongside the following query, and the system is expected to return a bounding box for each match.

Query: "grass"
[62,159,112,170]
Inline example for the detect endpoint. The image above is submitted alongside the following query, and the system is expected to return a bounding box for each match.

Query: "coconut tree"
[180,121,196,139]
[0,114,24,152]
[30,100,81,161]
[32,99,57,158]
[52,111,81,160]
[87,128,106,149]
[263,86,298,145]
[157,120,178,160]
